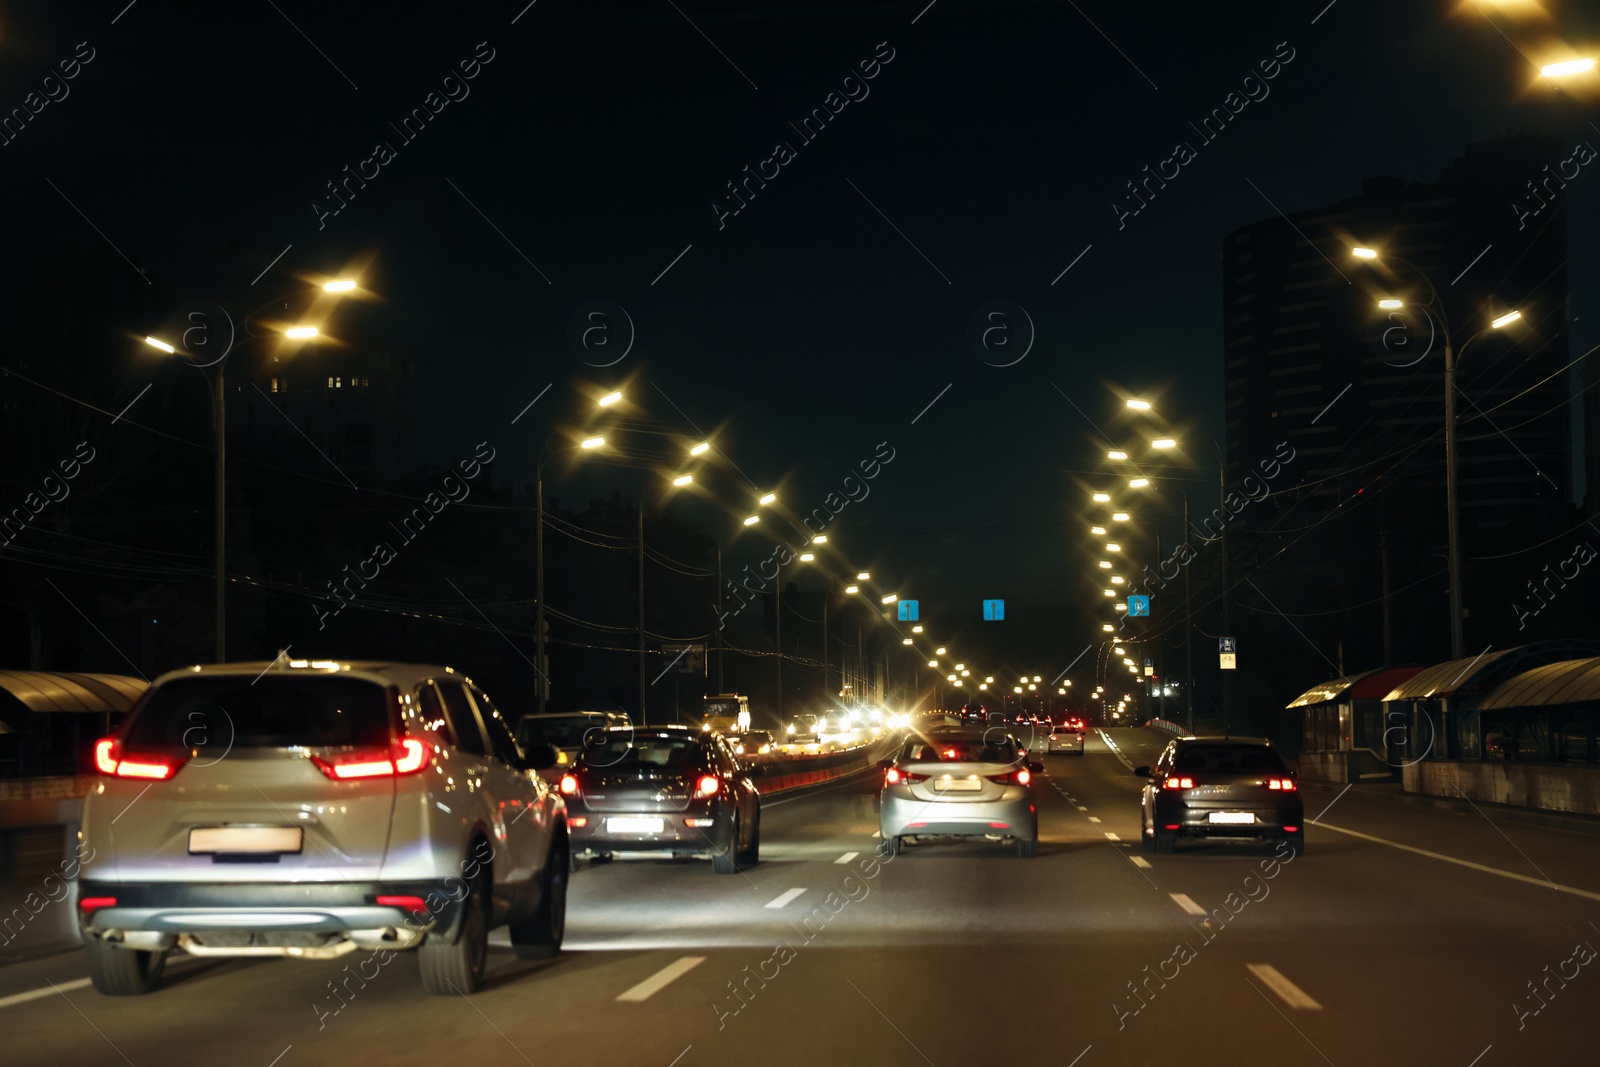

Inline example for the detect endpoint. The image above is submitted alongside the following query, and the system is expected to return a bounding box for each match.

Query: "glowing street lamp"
[742,515,760,526]
[1542,57,1595,77]
[690,441,711,456]
[144,336,175,354]
[323,279,358,292]
[1378,298,1404,310]
[1491,310,1523,329]
[1092,492,1111,503]
[1129,477,1150,489]
[284,326,319,339]
[598,390,622,407]
[581,436,605,449]
[1126,398,1151,411]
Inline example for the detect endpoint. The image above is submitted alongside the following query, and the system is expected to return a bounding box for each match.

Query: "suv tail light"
[695,774,721,798]
[94,738,185,781]
[1266,777,1297,791]
[311,737,431,781]
[1162,776,1195,791]
[559,773,579,796]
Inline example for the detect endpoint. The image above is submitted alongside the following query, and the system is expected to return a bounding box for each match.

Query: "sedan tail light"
[94,738,185,781]
[988,768,1032,786]
[885,767,927,786]
[559,773,580,796]
[311,737,431,780]
[1266,777,1297,791]
[1161,776,1196,791]
[695,774,721,798]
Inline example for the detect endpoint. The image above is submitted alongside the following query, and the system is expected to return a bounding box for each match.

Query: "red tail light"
[1162,776,1195,790]
[375,895,429,914]
[94,738,184,781]
[695,774,721,798]
[311,737,431,781]
[988,768,1032,786]
[885,766,903,786]
[886,767,928,786]
[1266,777,1297,792]
[79,896,117,914]
[559,774,579,795]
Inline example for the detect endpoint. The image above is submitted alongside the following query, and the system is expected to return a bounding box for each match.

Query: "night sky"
[2,0,1596,681]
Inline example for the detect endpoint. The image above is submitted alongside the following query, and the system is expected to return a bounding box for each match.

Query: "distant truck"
[701,693,751,735]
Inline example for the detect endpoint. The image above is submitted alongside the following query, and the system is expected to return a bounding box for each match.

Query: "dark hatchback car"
[559,726,762,874]
[1136,737,1304,855]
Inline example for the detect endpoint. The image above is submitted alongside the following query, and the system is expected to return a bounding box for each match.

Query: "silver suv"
[77,660,568,997]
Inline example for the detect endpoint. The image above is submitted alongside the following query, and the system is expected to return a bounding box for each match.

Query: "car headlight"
[787,724,796,734]
[702,723,711,731]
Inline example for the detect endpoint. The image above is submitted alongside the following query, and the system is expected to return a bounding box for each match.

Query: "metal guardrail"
[1147,718,1192,736]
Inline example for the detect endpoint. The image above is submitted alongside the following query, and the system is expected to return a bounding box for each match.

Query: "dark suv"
[1135,737,1304,855]
[560,726,762,874]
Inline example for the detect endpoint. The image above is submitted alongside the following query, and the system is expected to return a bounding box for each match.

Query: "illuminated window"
[327,377,336,388]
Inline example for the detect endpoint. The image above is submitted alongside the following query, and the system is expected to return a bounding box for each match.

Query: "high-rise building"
[1221,135,1575,665]
[242,343,415,490]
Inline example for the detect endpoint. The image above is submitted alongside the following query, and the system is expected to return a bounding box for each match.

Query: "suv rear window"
[902,738,1019,763]
[1173,744,1286,775]
[122,677,392,751]
[519,715,608,747]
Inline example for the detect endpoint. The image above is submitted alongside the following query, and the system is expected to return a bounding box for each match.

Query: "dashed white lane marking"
[1104,832,1120,841]
[1246,963,1323,1010]
[835,852,859,864]
[1130,856,1152,869]
[871,830,881,838]
[1087,816,1102,823]
[0,978,92,1010]
[616,956,706,1002]
[1169,893,1208,916]
[765,888,806,909]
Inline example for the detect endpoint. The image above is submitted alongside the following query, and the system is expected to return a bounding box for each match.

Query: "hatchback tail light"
[559,773,580,796]
[311,737,431,781]
[695,774,721,798]
[1162,776,1195,791]
[94,738,185,781]
[1265,777,1297,792]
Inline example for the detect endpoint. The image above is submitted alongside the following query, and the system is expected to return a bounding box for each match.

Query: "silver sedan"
[879,729,1041,857]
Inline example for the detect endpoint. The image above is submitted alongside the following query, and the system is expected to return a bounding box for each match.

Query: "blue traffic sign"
[983,599,1005,621]
[1126,595,1149,617]
[1219,636,1236,654]
[897,599,920,622]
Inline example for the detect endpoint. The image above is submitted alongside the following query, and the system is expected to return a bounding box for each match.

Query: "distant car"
[959,703,988,724]
[1136,737,1304,855]
[785,713,824,742]
[517,709,631,767]
[879,728,1042,858]
[78,660,569,997]
[1047,719,1085,755]
[733,730,775,757]
[562,726,762,874]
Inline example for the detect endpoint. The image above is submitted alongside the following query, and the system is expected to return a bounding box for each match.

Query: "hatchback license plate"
[189,827,302,854]
[934,778,981,791]
[608,817,665,834]
[1208,812,1255,825]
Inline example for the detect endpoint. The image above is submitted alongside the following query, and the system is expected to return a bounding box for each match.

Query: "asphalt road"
[3,727,1598,1066]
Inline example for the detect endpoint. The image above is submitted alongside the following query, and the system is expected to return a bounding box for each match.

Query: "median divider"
[755,734,901,795]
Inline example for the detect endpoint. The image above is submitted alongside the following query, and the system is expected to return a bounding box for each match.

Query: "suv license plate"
[608,817,664,834]
[189,827,303,854]
[1208,812,1255,825]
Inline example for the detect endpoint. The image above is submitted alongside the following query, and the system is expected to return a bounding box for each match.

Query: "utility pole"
[536,476,546,712]
[775,579,783,720]
[1380,528,1392,664]
[715,541,724,691]
[637,499,646,727]
[1183,496,1193,736]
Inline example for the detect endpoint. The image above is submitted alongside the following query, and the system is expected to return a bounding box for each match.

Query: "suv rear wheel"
[419,869,489,995]
[511,835,568,960]
[85,937,167,996]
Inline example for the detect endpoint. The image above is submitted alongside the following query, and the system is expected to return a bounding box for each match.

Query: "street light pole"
[1183,495,1193,736]
[1444,337,1464,660]
[212,363,226,662]
[536,474,546,712]
[638,496,646,726]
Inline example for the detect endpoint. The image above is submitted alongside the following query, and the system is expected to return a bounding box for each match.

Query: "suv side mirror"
[1133,765,1151,778]
[524,743,560,771]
